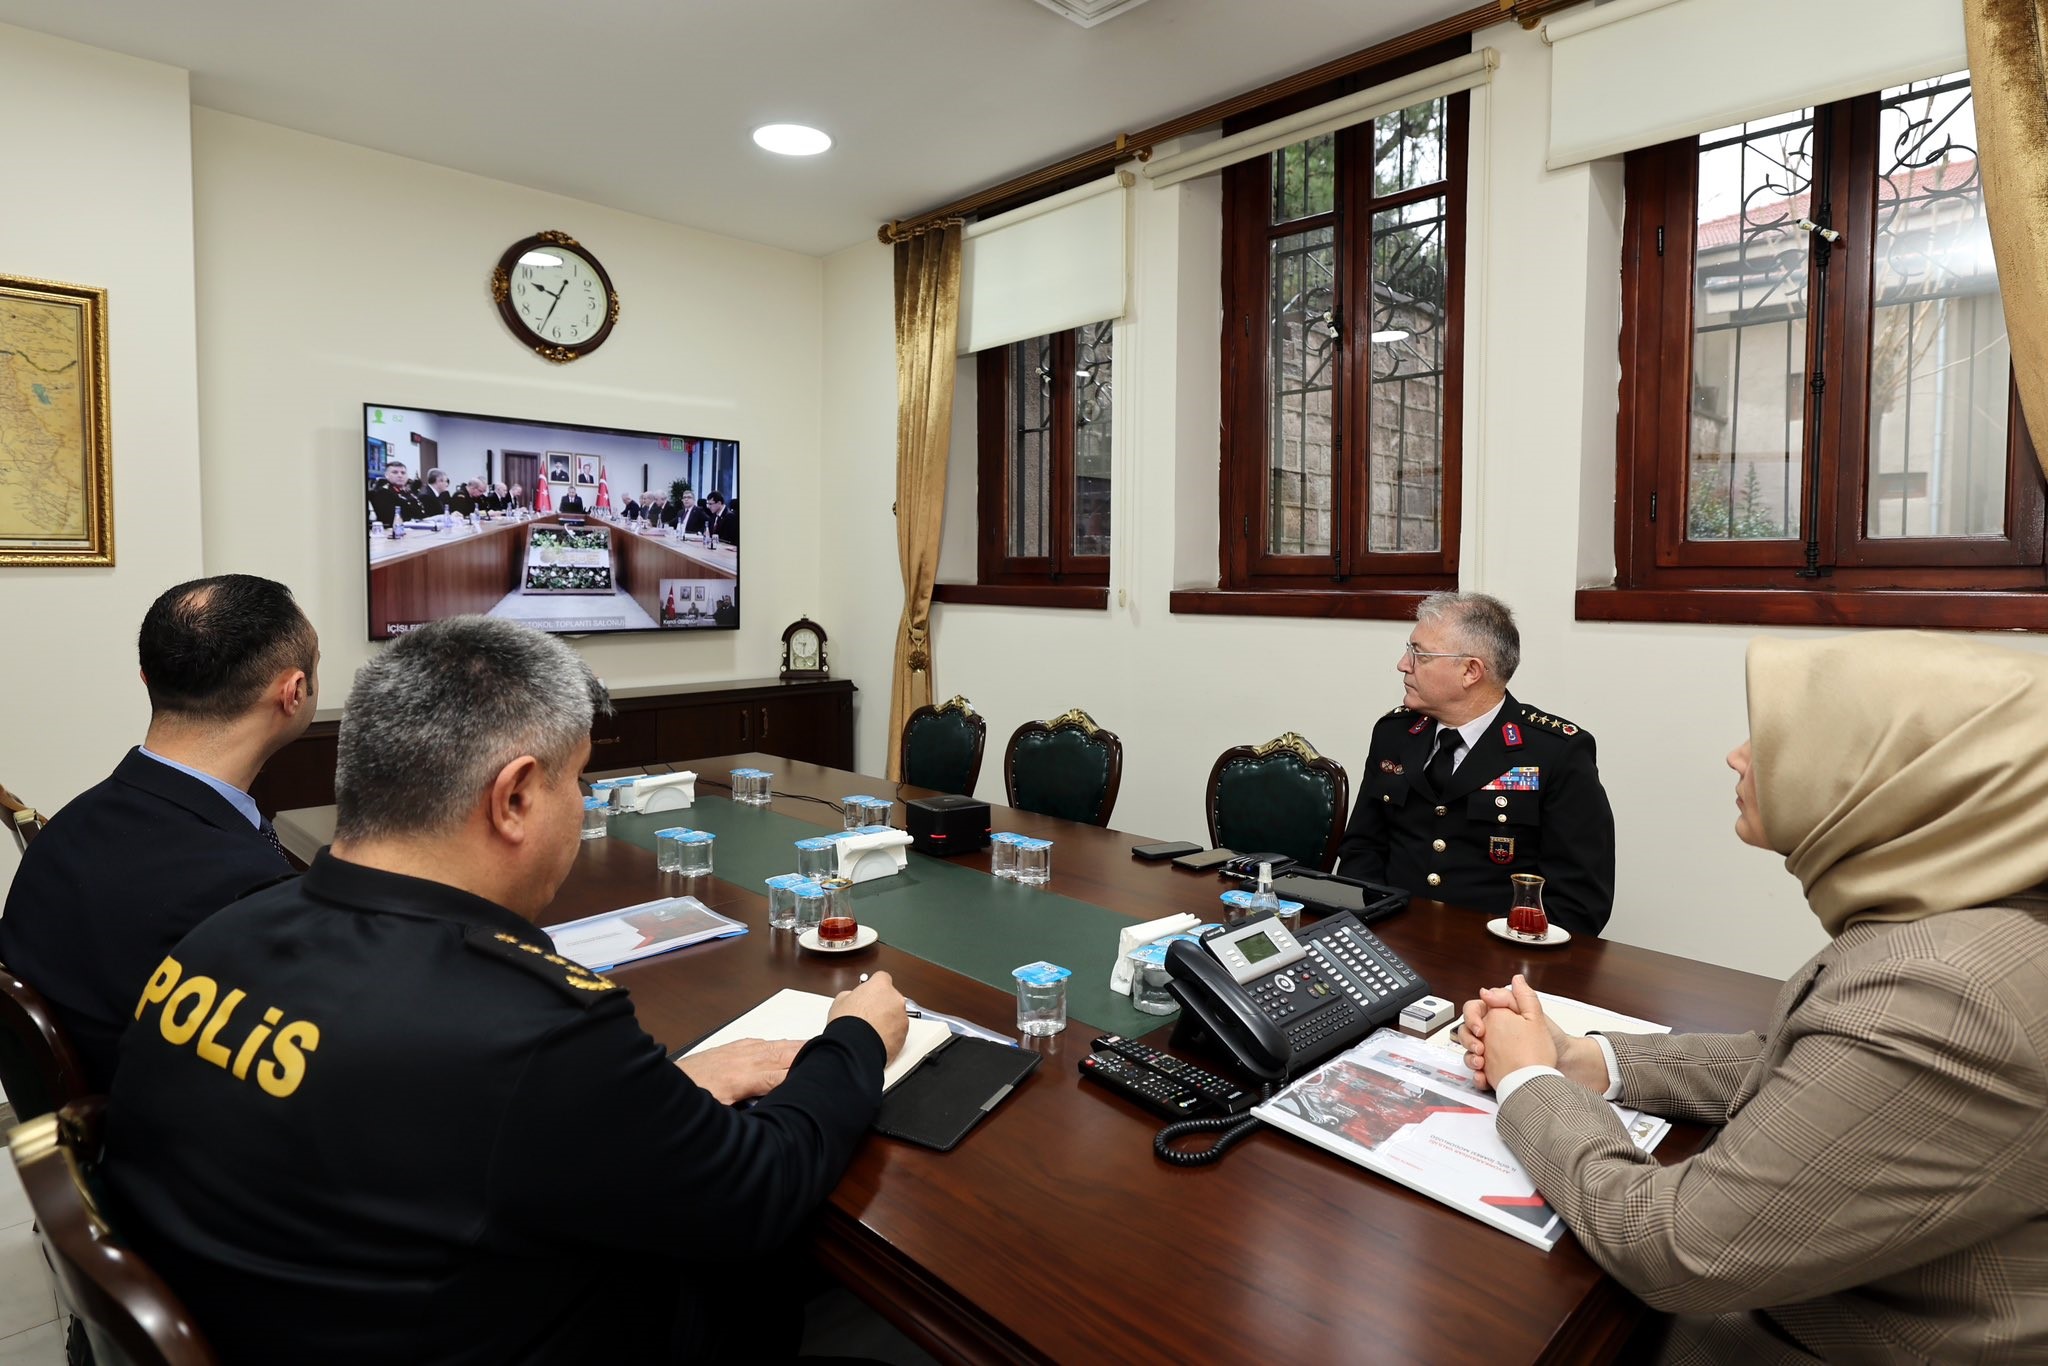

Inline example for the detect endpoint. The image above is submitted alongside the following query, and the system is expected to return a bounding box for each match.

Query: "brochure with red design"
[1253,1029,1667,1251]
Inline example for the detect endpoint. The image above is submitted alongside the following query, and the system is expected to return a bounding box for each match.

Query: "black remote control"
[1078,1051,1209,1117]
[1091,1035,1254,1114]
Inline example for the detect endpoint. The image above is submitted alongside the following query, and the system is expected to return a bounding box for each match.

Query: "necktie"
[1425,727,1464,794]
[259,816,288,862]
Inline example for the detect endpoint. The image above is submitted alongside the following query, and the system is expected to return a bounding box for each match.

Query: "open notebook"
[684,988,952,1091]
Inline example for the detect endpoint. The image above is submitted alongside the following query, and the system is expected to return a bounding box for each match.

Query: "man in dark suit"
[106,617,906,1362]
[416,468,454,517]
[559,489,588,514]
[0,575,319,1090]
[1336,592,1614,936]
[366,461,426,528]
[621,492,644,520]
[708,493,738,547]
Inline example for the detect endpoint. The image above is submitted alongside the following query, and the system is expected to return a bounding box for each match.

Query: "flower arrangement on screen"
[527,529,611,552]
[524,565,614,591]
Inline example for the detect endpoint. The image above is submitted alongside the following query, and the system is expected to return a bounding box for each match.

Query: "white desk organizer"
[835,827,915,883]
[612,771,697,814]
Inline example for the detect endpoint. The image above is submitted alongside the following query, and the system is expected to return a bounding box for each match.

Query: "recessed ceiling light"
[753,124,832,157]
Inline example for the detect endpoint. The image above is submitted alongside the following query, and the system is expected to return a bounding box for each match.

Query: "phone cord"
[1154,1085,1274,1167]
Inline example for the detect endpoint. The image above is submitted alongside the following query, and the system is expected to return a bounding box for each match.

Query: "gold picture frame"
[0,273,112,566]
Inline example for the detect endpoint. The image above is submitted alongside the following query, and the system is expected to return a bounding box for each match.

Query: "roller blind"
[1545,0,1968,169]
[1141,49,1497,190]
[957,174,1128,356]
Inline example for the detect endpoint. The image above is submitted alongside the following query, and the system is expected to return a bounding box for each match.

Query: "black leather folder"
[871,1035,1042,1151]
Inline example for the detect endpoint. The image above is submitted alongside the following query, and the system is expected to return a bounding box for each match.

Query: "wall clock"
[490,230,620,363]
[781,617,829,681]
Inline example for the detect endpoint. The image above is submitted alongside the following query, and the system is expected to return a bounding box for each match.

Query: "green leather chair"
[899,696,987,796]
[1003,709,1123,827]
[1205,732,1351,871]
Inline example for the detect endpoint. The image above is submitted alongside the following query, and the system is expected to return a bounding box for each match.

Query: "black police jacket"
[106,852,885,1364]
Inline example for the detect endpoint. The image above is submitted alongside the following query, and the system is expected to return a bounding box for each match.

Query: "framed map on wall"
[0,273,112,566]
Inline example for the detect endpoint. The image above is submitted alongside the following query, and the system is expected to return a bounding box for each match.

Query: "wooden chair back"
[1003,709,1124,827]
[900,696,987,795]
[1205,732,1351,871]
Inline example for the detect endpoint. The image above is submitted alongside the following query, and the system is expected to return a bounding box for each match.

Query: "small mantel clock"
[490,230,620,363]
[781,618,829,681]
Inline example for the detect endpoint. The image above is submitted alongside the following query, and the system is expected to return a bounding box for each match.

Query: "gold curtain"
[887,223,964,780]
[1965,0,2048,479]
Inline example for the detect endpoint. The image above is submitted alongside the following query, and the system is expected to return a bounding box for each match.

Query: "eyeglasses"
[1403,642,1470,664]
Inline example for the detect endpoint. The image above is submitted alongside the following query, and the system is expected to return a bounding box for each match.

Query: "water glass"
[1012,961,1071,1036]
[1127,945,1181,1016]
[677,830,715,878]
[841,796,878,831]
[989,832,1022,881]
[792,882,827,933]
[765,873,808,930]
[749,770,775,806]
[1012,838,1052,887]
[654,826,690,872]
[581,796,609,841]
[857,797,893,828]
[795,836,840,880]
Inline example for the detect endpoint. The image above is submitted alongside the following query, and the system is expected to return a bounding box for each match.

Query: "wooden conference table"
[277,755,1779,1366]
[366,513,736,637]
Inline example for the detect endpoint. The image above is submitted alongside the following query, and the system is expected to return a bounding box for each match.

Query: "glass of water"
[1012,838,1052,887]
[792,882,826,933]
[654,827,690,872]
[859,798,893,829]
[765,873,807,930]
[989,832,1021,880]
[841,796,877,831]
[795,836,839,880]
[1012,961,1071,1036]
[749,770,774,806]
[677,830,714,878]
[581,797,610,841]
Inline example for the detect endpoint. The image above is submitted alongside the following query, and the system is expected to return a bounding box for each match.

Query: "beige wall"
[820,23,2048,981]
[191,110,825,705]
[0,25,203,820]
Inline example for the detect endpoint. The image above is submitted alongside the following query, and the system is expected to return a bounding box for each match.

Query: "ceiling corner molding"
[1028,0,1156,28]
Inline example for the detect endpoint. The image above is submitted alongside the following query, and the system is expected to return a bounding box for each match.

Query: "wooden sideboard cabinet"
[250,677,857,818]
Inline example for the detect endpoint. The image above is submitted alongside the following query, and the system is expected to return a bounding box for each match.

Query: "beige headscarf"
[1747,632,2048,936]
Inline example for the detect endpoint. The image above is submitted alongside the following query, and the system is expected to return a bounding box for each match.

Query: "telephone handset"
[1165,912,1429,1082]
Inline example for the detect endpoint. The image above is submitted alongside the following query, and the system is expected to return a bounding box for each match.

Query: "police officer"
[106,616,909,1363]
[1336,592,1615,936]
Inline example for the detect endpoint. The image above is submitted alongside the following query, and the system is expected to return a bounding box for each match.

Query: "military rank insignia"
[1408,716,1429,735]
[1490,836,1515,865]
[464,928,620,1005]
[1501,723,1523,749]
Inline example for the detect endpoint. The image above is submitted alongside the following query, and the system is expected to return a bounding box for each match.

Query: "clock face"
[509,248,607,348]
[493,232,618,362]
[790,630,820,670]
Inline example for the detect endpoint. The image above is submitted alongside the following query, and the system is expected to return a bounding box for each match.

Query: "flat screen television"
[364,402,739,640]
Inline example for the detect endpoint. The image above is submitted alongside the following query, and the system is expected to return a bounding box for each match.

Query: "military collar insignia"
[1407,716,1429,735]
[1502,722,1523,749]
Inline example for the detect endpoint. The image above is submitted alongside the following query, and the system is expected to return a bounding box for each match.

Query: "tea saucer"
[1485,918,1572,948]
[798,925,879,953]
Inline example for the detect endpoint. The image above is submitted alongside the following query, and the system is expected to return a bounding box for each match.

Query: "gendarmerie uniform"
[367,480,426,528]
[1335,694,1616,936]
[106,851,885,1365]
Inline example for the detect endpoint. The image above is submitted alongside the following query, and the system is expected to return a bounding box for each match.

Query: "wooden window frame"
[1586,82,2048,632]
[1176,41,1469,621]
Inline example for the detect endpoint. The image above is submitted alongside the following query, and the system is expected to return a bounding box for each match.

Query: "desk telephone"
[1165,912,1429,1083]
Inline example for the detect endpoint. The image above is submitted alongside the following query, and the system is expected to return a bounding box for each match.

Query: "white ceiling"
[0,0,1474,256]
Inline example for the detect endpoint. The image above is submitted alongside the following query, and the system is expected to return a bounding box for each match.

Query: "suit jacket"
[558,493,587,514]
[1335,694,1615,934]
[1497,899,2048,1363]
[0,748,293,1091]
[107,853,884,1364]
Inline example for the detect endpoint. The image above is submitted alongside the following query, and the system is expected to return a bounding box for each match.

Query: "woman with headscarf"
[1460,633,2048,1363]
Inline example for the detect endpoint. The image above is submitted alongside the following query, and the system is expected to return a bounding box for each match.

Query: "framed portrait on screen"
[576,455,598,486]
[546,452,573,484]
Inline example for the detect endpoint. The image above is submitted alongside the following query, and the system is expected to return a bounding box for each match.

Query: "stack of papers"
[547,896,746,971]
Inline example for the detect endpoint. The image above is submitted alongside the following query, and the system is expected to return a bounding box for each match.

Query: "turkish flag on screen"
[597,465,612,512]
[535,478,553,513]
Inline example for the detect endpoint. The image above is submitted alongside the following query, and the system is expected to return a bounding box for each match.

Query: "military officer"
[1336,592,1615,936]
[106,616,908,1363]
[366,460,427,528]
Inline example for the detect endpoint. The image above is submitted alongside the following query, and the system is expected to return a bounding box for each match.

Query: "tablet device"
[1269,871,1410,923]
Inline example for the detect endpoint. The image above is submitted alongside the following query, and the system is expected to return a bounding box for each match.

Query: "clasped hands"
[1458,974,1610,1094]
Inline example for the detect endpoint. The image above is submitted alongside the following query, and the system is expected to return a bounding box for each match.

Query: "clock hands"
[537,276,569,334]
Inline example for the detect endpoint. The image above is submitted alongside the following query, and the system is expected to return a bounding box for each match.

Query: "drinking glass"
[677,831,714,878]
[792,883,826,933]
[841,796,877,832]
[989,833,1021,881]
[795,837,839,880]
[1012,838,1052,887]
[1508,873,1549,939]
[655,827,690,872]
[580,797,609,841]
[765,874,806,930]
[1012,961,1071,1036]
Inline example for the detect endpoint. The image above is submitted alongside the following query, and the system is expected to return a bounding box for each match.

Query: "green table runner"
[610,798,1173,1037]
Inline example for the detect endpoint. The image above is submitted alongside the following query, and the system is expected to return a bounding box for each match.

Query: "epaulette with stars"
[464,927,620,1006]
[1516,705,1585,738]
[1384,704,1415,719]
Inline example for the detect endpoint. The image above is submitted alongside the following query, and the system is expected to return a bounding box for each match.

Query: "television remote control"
[1078,1051,1210,1117]
[1091,1035,1254,1114]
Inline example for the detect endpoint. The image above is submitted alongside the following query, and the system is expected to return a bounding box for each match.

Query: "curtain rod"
[877,0,1570,244]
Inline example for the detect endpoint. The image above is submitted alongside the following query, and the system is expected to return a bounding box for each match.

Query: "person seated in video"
[559,488,588,514]
[704,492,738,547]
[368,461,427,529]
